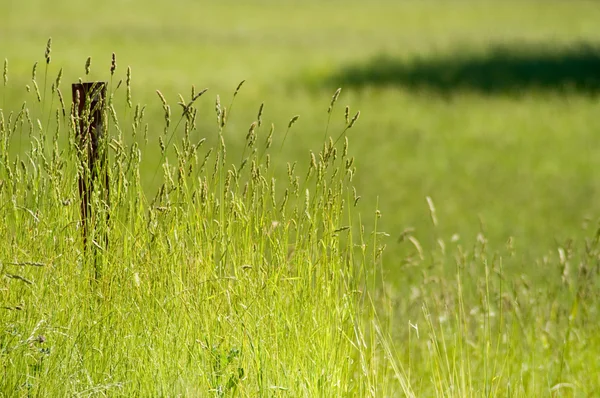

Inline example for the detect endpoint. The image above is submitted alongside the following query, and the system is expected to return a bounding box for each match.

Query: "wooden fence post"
[71,82,109,274]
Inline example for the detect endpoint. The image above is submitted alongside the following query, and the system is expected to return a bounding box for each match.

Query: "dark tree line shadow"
[328,43,600,95]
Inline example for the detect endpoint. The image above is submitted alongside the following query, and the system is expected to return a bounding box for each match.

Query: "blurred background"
[2,0,600,283]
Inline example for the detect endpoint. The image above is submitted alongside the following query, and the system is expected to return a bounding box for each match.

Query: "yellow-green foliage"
[2,1,600,395]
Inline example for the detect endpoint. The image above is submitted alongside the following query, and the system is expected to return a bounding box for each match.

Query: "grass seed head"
[164,105,171,128]
[3,59,7,86]
[266,123,274,148]
[233,80,245,97]
[32,62,38,81]
[257,102,264,127]
[328,87,341,114]
[57,88,66,116]
[85,57,91,75]
[348,111,360,128]
[110,52,117,75]
[126,66,132,108]
[353,187,360,206]
[305,188,310,211]
[134,104,141,125]
[126,66,131,86]
[220,135,227,164]
[44,37,52,64]
[215,95,221,123]
[221,106,227,128]
[345,157,354,170]
[109,103,119,126]
[246,121,258,147]
[192,88,208,101]
[426,196,438,227]
[55,68,62,88]
[159,135,165,154]
[156,90,167,107]
[288,115,300,129]
[33,81,41,102]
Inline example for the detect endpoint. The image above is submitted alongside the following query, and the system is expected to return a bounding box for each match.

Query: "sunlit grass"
[1,43,599,396]
[0,50,396,395]
[2,1,600,393]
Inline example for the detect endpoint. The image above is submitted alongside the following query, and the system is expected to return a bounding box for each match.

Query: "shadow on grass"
[328,43,600,95]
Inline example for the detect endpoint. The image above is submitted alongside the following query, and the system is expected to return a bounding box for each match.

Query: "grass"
[1,0,600,395]
[3,0,600,258]
[0,53,393,395]
[4,0,600,263]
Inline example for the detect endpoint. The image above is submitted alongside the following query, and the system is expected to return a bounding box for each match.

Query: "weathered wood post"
[72,82,109,275]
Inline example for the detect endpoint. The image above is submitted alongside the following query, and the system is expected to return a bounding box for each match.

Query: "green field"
[1,0,600,396]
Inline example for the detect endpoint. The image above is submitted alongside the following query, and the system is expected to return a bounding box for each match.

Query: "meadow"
[1,0,600,396]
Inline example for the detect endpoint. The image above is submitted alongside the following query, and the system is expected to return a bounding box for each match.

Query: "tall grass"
[380,210,600,397]
[0,46,398,396]
[1,43,599,397]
